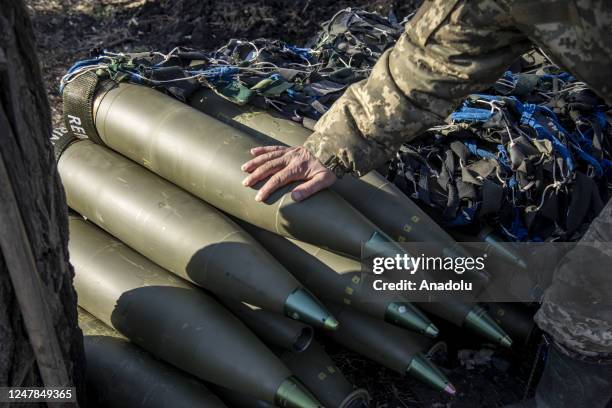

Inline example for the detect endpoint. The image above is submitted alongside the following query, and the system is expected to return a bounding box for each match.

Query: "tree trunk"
[0,0,85,401]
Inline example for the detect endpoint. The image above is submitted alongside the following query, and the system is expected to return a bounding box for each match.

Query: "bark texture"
[0,0,84,400]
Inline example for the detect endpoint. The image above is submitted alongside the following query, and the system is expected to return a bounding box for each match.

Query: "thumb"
[291,172,336,202]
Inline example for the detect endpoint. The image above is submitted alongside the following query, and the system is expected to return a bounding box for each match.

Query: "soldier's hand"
[241,145,337,202]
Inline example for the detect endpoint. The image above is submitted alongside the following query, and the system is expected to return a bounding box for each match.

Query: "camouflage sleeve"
[304,0,531,177]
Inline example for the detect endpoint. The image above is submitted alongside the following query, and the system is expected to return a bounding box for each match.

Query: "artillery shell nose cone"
[406,353,452,393]
[363,231,404,258]
[385,302,436,336]
[463,305,514,348]
[425,324,440,338]
[323,316,340,331]
[483,233,527,270]
[285,288,337,331]
[275,377,322,408]
[500,335,513,349]
[444,383,457,396]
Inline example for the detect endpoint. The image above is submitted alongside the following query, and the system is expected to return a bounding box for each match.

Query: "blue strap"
[520,104,575,172]
[510,209,529,242]
[496,144,512,170]
[284,45,314,62]
[464,141,496,160]
[537,105,604,176]
[508,176,518,189]
[451,106,496,122]
[447,206,479,227]
[539,72,575,82]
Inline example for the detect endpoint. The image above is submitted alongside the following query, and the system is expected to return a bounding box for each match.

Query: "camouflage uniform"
[304,0,612,361]
[535,203,612,362]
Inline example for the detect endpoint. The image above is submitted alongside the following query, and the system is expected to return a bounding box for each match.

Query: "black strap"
[417,162,432,205]
[566,172,604,234]
[62,70,104,145]
[50,127,79,163]
[480,179,504,216]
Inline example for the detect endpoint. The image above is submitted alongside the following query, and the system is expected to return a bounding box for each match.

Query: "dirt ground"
[25,1,540,406]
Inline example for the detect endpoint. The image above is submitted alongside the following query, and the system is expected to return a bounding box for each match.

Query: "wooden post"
[0,0,84,403]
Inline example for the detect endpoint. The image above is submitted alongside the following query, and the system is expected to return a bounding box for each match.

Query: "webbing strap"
[62,71,104,145]
[50,128,78,163]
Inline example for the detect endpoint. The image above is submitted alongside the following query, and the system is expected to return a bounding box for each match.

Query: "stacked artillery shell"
[196,88,530,284]
[191,89,492,295]
[215,342,372,408]
[212,330,370,408]
[59,77,513,402]
[78,308,228,408]
[88,82,399,259]
[451,226,527,270]
[482,302,538,347]
[219,298,369,407]
[68,215,322,408]
[220,298,314,353]
[57,135,336,330]
[370,254,510,346]
[78,306,125,339]
[211,386,276,408]
[276,340,370,408]
[252,213,511,347]
[324,303,456,395]
[415,301,513,348]
[189,90,483,262]
[240,221,438,338]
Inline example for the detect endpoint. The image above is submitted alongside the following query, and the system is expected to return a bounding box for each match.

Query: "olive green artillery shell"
[240,220,403,319]
[324,302,433,374]
[277,340,370,408]
[78,310,227,408]
[483,302,537,347]
[211,386,276,408]
[191,89,489,289]
[68,215,292,403]
[78,306,125,339]
[190,88,461,244]
[416,301,512,348]
[59,138,299,314]
[93,83,387,259]
[324,302,454,394]
[220,298,314,353]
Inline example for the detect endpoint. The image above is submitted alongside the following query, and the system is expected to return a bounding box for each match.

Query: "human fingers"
[249,145,287,157]
[290,170,337,202]
[255,165,303,202]
[241,148,287,173]
[242,157,288,187]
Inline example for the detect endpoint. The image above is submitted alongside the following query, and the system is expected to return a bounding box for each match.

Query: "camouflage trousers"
[535,199,612,362]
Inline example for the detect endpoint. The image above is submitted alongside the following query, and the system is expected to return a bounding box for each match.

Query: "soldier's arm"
[304,0,532,177]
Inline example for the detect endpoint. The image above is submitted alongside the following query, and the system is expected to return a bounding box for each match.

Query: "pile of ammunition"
[57,81,530,407]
